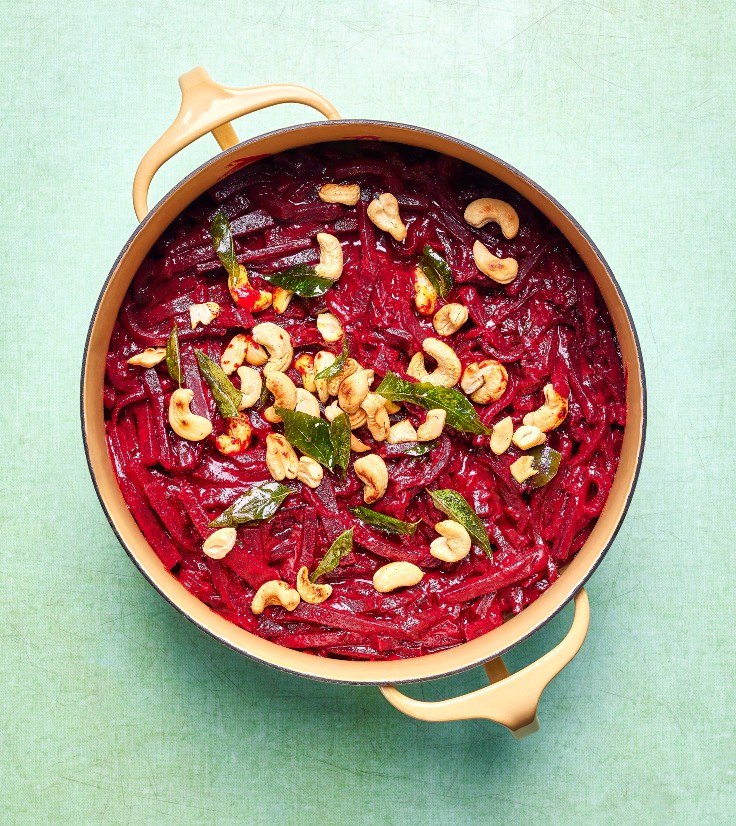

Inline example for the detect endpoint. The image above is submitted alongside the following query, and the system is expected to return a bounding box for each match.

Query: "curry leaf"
[277,408,336,470]
[208,482,292,528]
[529,445,562,489]
[350,507,421,536]
[330,412,351,478]
[259,264,334,298]
[381,439,437,458]
[376,372,490,435]
[166,322,182,386]
[419,245,453,299]
[314,336,350,380]
[427,488,493,558]
[195,349,242,420]
[211,210,240,281]
[310,528,354,582]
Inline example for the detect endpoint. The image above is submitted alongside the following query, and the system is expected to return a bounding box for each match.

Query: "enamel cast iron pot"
[81,68,645,738]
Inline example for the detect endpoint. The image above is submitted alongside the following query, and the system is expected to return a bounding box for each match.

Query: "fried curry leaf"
[259,264,333,298]
[277,408,336,470]
[376,372,490,435]
[166,322,182,386]
[350,506,421,536]
[427,488,493,558]
[211,209,240,281]
[208,481,292,528]
[330,412,351,478]
[310,528,354,582]
[314,336,350,380]
[195,349,242,420]
[418,245,453,299]
[529,445,562,489]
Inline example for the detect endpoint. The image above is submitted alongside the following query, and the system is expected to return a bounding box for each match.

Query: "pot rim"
[81,118,646,685]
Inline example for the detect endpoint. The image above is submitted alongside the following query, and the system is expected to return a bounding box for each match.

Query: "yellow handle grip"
[380,589,590,739]
[132,67,341,221]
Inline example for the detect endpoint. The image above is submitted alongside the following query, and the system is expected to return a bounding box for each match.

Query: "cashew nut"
[433,303,469,337]
[296,456,324,489]
[510,455,537,484]
[430,520,472,562]
[354,454,388,503]
[460,360,508,404]
[252,322,293,375]
[215,414,253,455]
[472,240,518,285]
[295,388,321,418]
[338,369,374,415]
[229,264,272,311]
[314,233,344,281]
[325,400,366,430]
[361,394,390,442]
[251,580,300,615]
[294,353,317,392]
[490,416,513,455]
[351,434,371,452]
[272,286,294,314]
[413,267,437,316]
[296,566,332,604]
[221,334,268,374]
[512,425,546,450]
[388,419,418,444]
[373,561,423,593]
[383,398,402,414]
[406,352,429,382]
[237,366,262,410]
[522,383,569,432]
[367,193,407,242]
[313,350,336,402]
[265,433,298,481]
[189,301,220,329]
[168,388,212,441]
[203,527,237,560]
[422,338,462,388]
[326,358,360,397]
[463,198,520,239]
[127,347,166,368]
[318,183,361,206]
[317,312,344,343]
[416,409,446,441]
[264,371,298,423]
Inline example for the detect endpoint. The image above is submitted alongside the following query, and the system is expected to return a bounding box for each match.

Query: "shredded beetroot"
[105,141,626,660]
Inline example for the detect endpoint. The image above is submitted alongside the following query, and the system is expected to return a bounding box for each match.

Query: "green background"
[1,1,733,823]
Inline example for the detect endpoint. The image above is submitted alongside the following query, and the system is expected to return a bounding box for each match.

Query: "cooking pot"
[81,68,645,738]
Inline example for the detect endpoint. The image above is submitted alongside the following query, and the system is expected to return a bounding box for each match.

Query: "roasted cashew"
[251,580,300,615]
[512,425,546,450]
[406,352,429,382]
[416,409,446,441]
[314,350,336,402]
[361,394,390,442]
[327,358,360,396]
[296,566,332,604]
[318,183,361,206]
[430,520,472,562]
[463,198,519,239]
[373,561,423,593]
[354,454,388,503]
[351,434,371,452]
[265,433,298,481]
[324,400,366,430]
[422,338,462,388]
[388,419,418,444]
[433,303,469,337]
[237,366,262,410]
[295,388,321,418]
[189,301,220,329]
[367,193,407,242]
[510,455,537,484]
[461,360,508,404]
[296,455,324,489]
[264,371,298,423]
[203,527,237,560]
[221,334,268,374]
[314,233,344,281]
[252,322,293,375]
[338,369,374,415]
[490,416,513,455]
[127,347,166,368]
[472,240,518,285]
[294,353,317,392]
[317,312,344,343]
[382,397,402,414]
[523,383,569,432]
[272,286,294,314]
[413,267,437,316]
[168,388,212,442]
[228,264,272,312]
[215,414,253,455]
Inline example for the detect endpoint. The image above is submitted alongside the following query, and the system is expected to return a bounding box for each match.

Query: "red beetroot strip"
[105,141,626,660]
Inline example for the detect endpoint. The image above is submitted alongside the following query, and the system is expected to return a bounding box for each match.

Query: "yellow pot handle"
[380,588,590,739]
[133,67,341,221]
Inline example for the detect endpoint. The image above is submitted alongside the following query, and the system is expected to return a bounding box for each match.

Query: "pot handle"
[132,67,341,221]
[379,588,590,739]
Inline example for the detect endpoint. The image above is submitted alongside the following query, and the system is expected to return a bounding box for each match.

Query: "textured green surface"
[1,1,733,823]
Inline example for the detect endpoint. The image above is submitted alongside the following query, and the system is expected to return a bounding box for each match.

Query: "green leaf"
[375,372,490,435]
[277,408,336,470]
[166,322,182,386]
[392,440,437,457]
[529,445,562,489]
[195,349,242,420]
[259,264,334,298]
[211,210,239,281]
[208,481,292,528]
[419,245,453,299]
[350,506,421,536]
[427,488,493,558]
[330,412,351,478]
[310,528,354,582]
[314,337,350,380]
